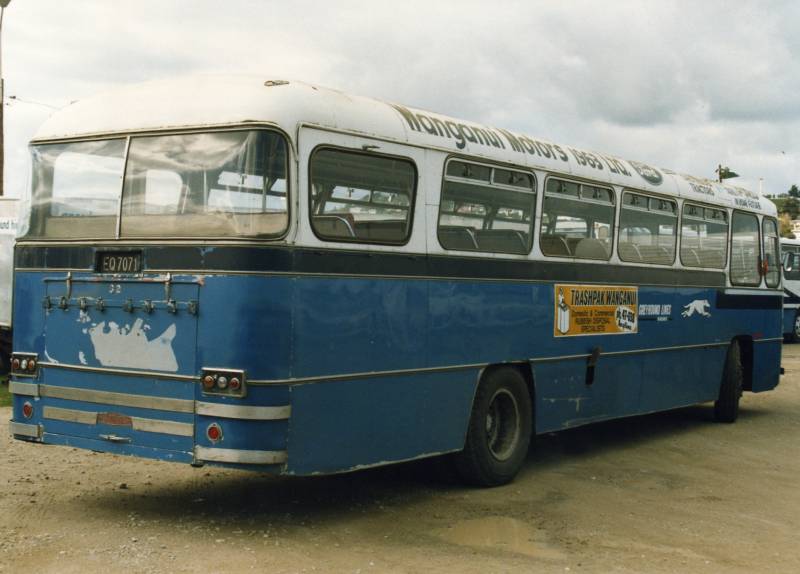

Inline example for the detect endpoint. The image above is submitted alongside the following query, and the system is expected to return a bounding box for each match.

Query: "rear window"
[24,130,289,240]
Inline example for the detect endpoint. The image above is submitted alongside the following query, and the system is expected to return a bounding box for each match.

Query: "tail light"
[206,423,223,442]
[11,353,39,378]
[200,368,246,397]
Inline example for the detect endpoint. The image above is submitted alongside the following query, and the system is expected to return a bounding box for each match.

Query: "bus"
[781,238,800,341]
[9,76,783,486]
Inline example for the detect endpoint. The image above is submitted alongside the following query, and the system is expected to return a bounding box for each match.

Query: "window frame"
[617,189,678,266]
[539,175,616,261]
[678,202,729,270]
[23,124,293,243]
[762,216,780,288]
[308,145,419,246]
[437,156,537,255]
[729,210,763,287]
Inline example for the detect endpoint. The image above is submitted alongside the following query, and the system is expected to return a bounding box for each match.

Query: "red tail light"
[206,423,222,442]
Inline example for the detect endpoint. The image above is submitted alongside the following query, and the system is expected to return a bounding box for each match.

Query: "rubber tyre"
[714,341,743,423]
[791,312,800,343]
[454,367,532,487]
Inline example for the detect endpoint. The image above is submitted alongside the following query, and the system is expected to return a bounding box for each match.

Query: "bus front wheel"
[792,312,800,343]
[454,367,532,487]
[714,340,743,423]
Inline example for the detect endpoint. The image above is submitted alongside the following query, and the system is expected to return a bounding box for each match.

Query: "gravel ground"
[1,345,799,573]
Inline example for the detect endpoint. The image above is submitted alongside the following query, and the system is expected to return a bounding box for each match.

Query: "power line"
[5,95,59,110]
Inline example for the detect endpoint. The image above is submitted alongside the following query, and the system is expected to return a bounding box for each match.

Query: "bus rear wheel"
[454,367,532,487]
[714,340,743,423]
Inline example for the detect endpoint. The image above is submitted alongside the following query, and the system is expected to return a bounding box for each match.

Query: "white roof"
[32,75,776,217]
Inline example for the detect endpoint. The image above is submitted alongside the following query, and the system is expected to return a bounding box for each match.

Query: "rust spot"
[97,412,133,427]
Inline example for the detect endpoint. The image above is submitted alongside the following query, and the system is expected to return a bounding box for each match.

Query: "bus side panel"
[751,340,781,392]
[291,277,428,377]
[196,275,295,380]
[534,355,643,433]
[12,272,46,354]
[427,280,541,366]
[285,371,477,475]
[638,347,724,413]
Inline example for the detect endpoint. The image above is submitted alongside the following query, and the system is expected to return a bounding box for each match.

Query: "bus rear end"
[10,128,293,470]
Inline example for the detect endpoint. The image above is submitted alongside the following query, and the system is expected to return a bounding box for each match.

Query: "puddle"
[435,516,564,559]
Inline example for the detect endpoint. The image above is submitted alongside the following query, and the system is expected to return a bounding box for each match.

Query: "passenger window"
[680,204,728,268]
[438,159,536,255]
[730,212,761,286]
[618,191,677,265]
[310,148,416,244]
[540,178,614,260]
[763,218,780,288]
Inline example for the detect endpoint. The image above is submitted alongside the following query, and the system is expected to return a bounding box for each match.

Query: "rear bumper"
[9,377,291,470]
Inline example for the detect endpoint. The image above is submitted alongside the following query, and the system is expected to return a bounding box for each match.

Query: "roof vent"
[264,80,289,87]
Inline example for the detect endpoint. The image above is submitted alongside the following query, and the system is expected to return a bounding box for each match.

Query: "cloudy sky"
[2,0,798,198]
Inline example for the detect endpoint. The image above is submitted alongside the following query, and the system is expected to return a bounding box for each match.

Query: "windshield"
[24,129,289,240]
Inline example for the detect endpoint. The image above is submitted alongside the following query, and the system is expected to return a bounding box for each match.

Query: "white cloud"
[2,0,798,198]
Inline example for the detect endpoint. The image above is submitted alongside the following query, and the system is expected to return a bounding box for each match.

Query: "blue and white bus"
[781,238,800,341]
[9,76,783,486]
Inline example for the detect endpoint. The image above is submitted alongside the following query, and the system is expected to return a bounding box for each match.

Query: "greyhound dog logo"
[682,299,711,318]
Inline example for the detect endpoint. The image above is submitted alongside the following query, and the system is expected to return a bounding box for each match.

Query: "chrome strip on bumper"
[196,402,291,420]
[9,381,39,396]
[42,406,194,437]
[39,385,195,413]
[10,421,42,439]
[195,446,287,465]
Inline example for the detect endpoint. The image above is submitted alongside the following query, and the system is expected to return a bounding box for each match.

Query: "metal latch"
[99,434,131,444]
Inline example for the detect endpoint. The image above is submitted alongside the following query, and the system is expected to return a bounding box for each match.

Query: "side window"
[785,253,800,281]
[680,204,728,268]
[618,192,677,265]
[730,212,761,286]
[763,218,780,288]
[309,148,416,244]
[438,159,536,255]
[539,178,614,260]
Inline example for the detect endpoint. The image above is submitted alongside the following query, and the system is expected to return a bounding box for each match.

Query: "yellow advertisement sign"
[554,284,638,337]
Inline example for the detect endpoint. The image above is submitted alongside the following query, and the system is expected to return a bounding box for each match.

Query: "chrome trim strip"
[10,421,42,439]
[39,385,195,413]
[38,362,199,382]
[598,341,730,358]
[42,405,194,437]
[16,265,728,289]
[723,288,783,296]
[195,446,287,465]
[196,402,291,420]
[9,381,39,396]
[36,340,752,388]
[132,417,193,437]
[44,406,96,425]
[248,362,486,386]
[754,337,784,343]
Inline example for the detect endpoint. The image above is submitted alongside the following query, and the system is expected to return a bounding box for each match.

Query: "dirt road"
[2,346,800,573]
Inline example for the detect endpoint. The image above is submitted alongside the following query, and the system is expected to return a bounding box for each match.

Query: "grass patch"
[0,377,11,407]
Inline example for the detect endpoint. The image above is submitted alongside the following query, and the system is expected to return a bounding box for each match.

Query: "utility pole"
[0,1,10,197]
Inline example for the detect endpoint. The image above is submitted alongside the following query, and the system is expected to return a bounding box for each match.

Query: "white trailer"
[0,198,18,370]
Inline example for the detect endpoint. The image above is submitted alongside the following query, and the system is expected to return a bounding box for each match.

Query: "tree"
[782,197,800,220]
[779,213,795,238]
[789,184,800,198]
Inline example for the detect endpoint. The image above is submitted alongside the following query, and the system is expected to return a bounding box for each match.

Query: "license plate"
[96,251,142,274]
